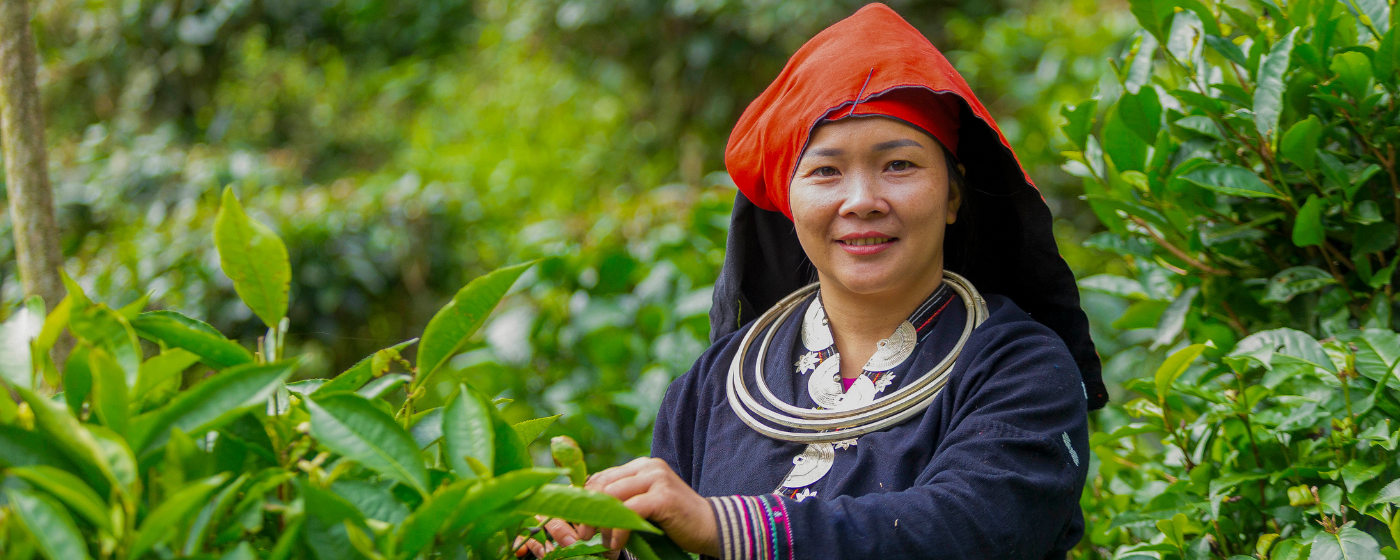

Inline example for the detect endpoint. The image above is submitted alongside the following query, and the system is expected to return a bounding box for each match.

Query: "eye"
[812,166,840,177]
[886,160,913,172]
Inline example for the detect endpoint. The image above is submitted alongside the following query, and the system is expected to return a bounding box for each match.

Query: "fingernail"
[562,536,577,546]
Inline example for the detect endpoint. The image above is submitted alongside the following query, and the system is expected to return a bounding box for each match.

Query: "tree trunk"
[0,0,63,311]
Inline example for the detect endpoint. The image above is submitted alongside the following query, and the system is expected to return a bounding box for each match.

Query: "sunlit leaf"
[1253,28,1298,142]
[316,338,416,396]
[306,393,429,494]
[442,384,495,480]
[1180,163,1282,199]
[214,187,291,327]
[1311,524,1382,560]
[129,360,297,457]
[1155,344,1205,401]
[512,484,660,533]
[6,466,110,532]
[513,414,562,445]
[417,261,536,381]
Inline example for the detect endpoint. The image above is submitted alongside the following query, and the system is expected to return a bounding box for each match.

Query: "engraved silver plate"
[807,357,844,409]
[801,297,833,351]
[832,375,876,411]
[863,320,916,372]
[781,443,835,488]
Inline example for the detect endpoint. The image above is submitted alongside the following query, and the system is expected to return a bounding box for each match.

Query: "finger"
[542,517,580,546]
[514,537,528,557]
[576,524,596,541]
[609,529,632,551]
[600,469,664,501]
[528,540,547,558]
[586,457,663,491]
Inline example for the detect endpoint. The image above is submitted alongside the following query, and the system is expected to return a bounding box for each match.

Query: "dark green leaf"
[128,360,296,457]
[1253,28,1298,141]
[513,484,660,533]
[5,488,92,560]
[0,425,79,472]
[1059,99,1098,150]
[1262,266,1337,303]
[1232,328,1337,373]
[417,261,536,381]
[1204,34,1247,66]
[306,393,429,494]
[446,468,565,530]
[1376,27,1398,87]
[1180,163,1282,198]
[625,531,692,560]
[17,388,119,494]
[214,187,291,327]
[442,384,495,480]
[1355,223,1398,255]
[127,475,230,559]
[331,480,410,524]
[68,303,141,390]
[409,407,444,449]
[87,348,129,436]
[63,344,92,417]
[134,349,200,410]
[132,311,254,369]
[1281,116,1323,171]
[543,534,612,560]
[1119,87,1163,143]
[299,478,369,560]
[397,479,476,558]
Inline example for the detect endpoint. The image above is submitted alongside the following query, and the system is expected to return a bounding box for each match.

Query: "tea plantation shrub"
[0,189,686,559]
[1065,0,1400,558]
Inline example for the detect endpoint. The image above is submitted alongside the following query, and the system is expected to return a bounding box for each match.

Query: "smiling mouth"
[838,237,895,246]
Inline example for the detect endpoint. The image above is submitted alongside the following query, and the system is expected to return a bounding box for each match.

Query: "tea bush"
[0,190,687,559]
[1063,0,1400,557]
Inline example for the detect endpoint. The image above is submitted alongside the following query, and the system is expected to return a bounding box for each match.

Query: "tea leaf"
[87,348,130,436]
[132,311,254,369]
[1262,267,1336,303]
[6,466,111,532]
[1253,28,1298,142]
[442,384,495,480]
[625,531,692,560]
[129,360,297,457]
[1281,116,1323,171]
[513,484,660,534]
[417,261,535,381]
[0,297,45,390]
[551,435,587,486]
[316,339,417,396]
[4,488,92,560]
[1060,99,1098,150]
[1180,163,1282,199]
[1155,344,1205,401]
[1310,524,1382,560]
[397,479,476,558]
[214,187,291,328]
[514,414,562,445]
[127,474,229,560]
[306,393,429,494]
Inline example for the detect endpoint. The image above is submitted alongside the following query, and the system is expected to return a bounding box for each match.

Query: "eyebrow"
[872,138,924,151]
[806,138,924,158]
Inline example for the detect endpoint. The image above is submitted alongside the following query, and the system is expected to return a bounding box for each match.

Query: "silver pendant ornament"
[863,320,917,372]
[780,442,836,489]
[807,358,844,409]
[801,297,833,351]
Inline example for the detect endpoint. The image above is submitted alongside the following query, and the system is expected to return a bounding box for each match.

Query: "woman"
[519,4,1104,558]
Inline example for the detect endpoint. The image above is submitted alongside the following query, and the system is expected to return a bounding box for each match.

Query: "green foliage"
[0,196,685,559]
[1068,0,1400,557]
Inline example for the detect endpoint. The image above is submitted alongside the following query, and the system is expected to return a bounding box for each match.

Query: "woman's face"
[790,117,960,297]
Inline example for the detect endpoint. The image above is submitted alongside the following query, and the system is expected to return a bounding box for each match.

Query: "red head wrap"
[724,3,1029,220]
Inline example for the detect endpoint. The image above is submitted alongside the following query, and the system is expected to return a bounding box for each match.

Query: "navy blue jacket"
[653,292,1089,559]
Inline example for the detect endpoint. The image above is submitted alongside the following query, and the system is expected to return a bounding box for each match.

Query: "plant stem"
[1130,216,1230,275]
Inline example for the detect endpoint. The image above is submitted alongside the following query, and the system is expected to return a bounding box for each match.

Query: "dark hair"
[940,142,974,276]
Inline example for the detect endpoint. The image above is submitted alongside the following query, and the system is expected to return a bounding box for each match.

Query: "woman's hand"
[580,457,721,557]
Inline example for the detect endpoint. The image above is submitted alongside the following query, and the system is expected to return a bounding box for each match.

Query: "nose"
[836,169,889,219]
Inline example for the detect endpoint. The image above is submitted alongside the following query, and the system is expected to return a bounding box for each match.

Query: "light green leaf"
[1281,116,1323,171]
[1262,267,1337,303]
[1155,344,1205,401]
[16,388,119,494]
[1079,274,1154,300]
[214,187,290,328]
[218,543,257,560]
[315,339,416,396]
[298,479,369,560]
[1232,328,1338,373]
[417,261,536,382]
[409,407,443,449]
[68,303,142,390]
[1310,524,1382,560]
[513,415,561,445]
[131,311,254,369]
[1124,31,1158,94]
[551,435,588,487]
[127,474,229,560]
[513,484,660,534]
[0,297,45,390]
[134,349,201,412]
[1293,195,1327,247]
[544,534,612,560]
[1374,479,1400,505]
[1204,34,1247,66]
[625,531,693,560]
[1377,27,1398,87]
[1180,163,1282,199]
[87,349,129,436]
[1151,287,1198,350]
[128,360,297,457]
[442,384,495,480]
[1254,28,1298,142]
[357,373,409,400]
[445,468,565,530]
[306,393,429,494]
[1331,51,1375,100]
[5,488,92,560]
[6,466,110,532]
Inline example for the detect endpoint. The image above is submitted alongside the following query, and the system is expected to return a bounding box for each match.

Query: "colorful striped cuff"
[707,495,794,560]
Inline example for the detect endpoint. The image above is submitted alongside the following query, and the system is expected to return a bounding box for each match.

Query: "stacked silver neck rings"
[725,271,989,443]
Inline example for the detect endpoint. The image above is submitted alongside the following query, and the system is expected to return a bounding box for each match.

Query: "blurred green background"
[2,0,1135,471]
